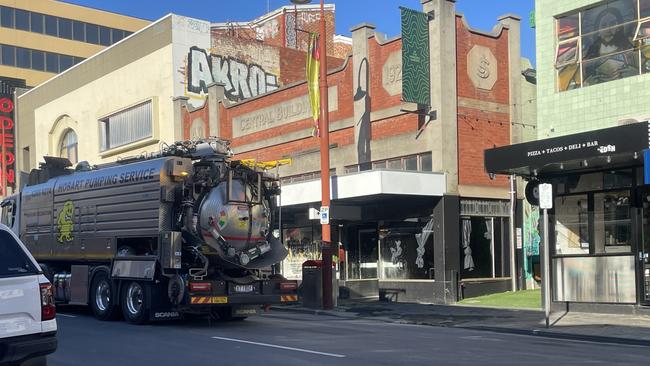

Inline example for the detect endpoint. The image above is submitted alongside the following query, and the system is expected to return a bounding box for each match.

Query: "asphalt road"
[48,306,650,366]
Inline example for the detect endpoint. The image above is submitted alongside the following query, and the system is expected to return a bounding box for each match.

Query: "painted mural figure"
[583,7,637,85]
[57,200,75,243]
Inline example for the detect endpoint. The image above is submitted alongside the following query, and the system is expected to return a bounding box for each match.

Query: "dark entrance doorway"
[638,186,650,305]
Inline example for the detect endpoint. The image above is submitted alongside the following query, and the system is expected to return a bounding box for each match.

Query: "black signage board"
[484,122,650,176]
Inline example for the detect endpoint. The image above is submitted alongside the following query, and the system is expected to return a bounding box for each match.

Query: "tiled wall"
[536,0,650,138]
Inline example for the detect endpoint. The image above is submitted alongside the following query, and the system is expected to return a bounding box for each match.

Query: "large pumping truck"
[0,138,298,324]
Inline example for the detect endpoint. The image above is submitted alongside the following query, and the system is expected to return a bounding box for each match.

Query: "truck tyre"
[90,271,119,321]
[121,281,151,324]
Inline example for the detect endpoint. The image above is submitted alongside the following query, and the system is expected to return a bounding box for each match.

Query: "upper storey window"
[556,0,650,91]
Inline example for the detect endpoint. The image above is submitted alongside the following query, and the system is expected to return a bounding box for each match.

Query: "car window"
[0,231,38,277]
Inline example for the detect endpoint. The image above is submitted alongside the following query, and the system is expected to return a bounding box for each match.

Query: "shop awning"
[484,122,650,177]
[279,170,446,207]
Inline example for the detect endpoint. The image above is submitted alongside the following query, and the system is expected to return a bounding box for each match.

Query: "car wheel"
[121,281,150,324]
[90,271,119,321]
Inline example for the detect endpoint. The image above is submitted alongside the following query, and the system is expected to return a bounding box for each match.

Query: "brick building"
[181,0,536,303]
[15,1,534,304]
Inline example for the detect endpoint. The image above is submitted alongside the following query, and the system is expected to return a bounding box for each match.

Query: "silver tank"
[198,178,287,269]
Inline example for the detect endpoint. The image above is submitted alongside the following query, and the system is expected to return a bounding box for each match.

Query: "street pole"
[318,0,333,310]
[542,207,550,328]
[509,175,517,292]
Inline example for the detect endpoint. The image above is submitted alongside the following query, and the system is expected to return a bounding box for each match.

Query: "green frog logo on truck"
[57,200,74,243]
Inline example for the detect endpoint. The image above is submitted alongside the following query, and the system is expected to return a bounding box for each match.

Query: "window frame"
[0,230,39,278]
[0,6,14,28]
[555,0,650,91]
[13,8,29,31]
[59,129,78,164]
[99,100,154,152]
[29,12,43,34]
[44,15,58,37]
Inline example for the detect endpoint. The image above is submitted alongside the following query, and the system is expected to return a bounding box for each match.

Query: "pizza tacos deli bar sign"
[526,140,601,157]
[484,122,649,174]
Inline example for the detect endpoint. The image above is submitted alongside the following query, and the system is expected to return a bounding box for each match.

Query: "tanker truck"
[0,138,298,324]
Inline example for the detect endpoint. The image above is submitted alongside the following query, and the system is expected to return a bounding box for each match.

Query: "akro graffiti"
[187,46,279,101]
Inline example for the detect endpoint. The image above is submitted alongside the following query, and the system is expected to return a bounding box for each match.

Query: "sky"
[64,0,536,65]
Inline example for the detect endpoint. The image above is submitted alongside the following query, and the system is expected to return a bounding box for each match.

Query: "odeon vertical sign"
[0,80,17,195]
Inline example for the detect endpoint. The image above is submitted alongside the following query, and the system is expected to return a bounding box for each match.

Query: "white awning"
[279,170,446,207]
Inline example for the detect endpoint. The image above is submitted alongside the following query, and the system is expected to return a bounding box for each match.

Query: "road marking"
[211,336,346,358]
[57,313,77,318]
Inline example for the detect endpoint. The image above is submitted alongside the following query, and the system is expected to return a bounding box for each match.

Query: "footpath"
[273,299,650,346]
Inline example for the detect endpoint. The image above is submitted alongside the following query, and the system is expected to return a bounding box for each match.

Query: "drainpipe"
[509,175,517,291]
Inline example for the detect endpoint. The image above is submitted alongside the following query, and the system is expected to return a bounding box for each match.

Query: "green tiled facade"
[536,0,650,138]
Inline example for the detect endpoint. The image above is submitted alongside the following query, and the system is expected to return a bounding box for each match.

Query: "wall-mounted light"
[559,162,564,170]
[606,156,611,163]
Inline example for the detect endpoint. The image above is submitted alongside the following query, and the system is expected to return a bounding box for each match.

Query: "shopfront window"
[594,191,632,253]
[379,218,434,280]
[347,229,378,280]
[460,216,509,279]
[282,225,322,280]
[552,170,635,256]
[554,194,590,255]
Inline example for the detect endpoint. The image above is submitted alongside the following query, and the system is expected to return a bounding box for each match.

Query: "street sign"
[320,206,329,225]
[539,183,553,209]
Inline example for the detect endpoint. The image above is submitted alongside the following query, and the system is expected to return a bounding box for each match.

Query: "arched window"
[59,129,78,164]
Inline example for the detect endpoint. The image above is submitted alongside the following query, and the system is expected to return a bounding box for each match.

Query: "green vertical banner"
[400,7,430,106]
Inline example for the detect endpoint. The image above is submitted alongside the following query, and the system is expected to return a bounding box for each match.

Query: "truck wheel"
[121,281,150,324]
[90,271,119,321]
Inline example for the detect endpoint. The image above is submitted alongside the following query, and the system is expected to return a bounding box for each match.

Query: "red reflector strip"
[189,282,212,292]
[280,282,297,291]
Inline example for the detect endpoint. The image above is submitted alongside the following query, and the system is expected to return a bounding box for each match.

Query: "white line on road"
[211,336,346,358]
[57,313,77,318]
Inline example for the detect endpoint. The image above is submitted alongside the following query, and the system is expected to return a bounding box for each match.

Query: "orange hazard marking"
[280,295,298,302]
[191,296,228,304]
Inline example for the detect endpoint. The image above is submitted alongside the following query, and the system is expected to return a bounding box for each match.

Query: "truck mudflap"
[189,294,298,305]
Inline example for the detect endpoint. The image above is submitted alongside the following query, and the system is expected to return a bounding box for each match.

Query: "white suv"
[0,224,57,366]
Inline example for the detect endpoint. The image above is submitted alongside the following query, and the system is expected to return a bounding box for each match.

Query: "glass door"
[358,229,378,279]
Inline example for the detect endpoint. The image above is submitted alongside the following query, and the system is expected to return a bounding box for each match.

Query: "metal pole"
[318,0,333,310]
[543,208,550,328]
[277,164,282,276]
[509,175,517,291]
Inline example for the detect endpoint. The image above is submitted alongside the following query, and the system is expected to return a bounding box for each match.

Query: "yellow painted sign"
[57,200,74,243]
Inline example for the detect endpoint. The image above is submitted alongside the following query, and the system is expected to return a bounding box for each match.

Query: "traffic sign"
[539,183,553,209]
[320,206,329,225]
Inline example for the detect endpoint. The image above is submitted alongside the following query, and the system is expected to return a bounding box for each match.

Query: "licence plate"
[233,284,255,293]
